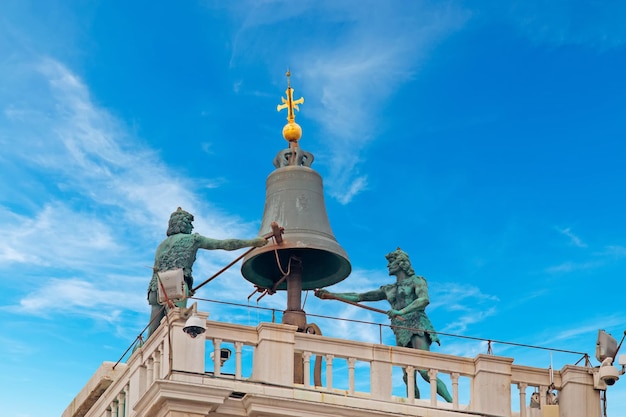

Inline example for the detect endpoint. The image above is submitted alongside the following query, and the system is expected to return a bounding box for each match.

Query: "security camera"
[599,358,620,386]
[182,313,206,339]
[210,348,232,366]
[220,348,232,362]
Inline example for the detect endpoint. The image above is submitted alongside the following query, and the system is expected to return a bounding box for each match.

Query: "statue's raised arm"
[315,248,453,403]
[146,207,267,337]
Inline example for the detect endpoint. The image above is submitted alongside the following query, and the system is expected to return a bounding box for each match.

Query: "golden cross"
[277,70,304,123]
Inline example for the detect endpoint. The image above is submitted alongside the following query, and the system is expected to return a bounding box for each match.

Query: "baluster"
[451,372,460,409]
[146,356,154,385]
[159,340,166,375]
[117,391,126,417]
[469,377,475,411]
[105,406,112,417]
[348,357,356,395]
[406,366,416,401]
[213,338,222,377]
[518,382,528,417]
[539,384,547,407]
[235,341,243,380]
[111,400,119,417]
[325,354,334,390]
[428,369,438,406]
[124,384,130,417]
[153,348,161,380]
[303,351,312,387]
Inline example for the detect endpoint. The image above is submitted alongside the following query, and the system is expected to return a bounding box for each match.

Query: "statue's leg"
[147,290,164,337]
[410,335,453,403]
[417,369,453,403]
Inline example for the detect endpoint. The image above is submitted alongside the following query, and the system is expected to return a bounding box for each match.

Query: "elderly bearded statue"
[147,207,267,337]
[315,248,452,403]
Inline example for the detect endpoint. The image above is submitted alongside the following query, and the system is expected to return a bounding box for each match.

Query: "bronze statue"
[315,248,452,402]
[147,207,267,337]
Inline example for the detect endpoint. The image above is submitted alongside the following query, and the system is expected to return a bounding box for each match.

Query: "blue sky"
[1,1,625,416]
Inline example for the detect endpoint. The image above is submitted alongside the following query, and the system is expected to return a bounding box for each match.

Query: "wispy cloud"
[223,1,470,203]
[430,282,499,334]
[298,4,470,203]
[602,245,626,258]
[13,278,145,318]
[540,315,626,347]
[557,227,587,248]
[0,57,265,321]
[0,203,119,268]
[2,57,259,236]
[545,260,602,274]
[545,243,626,274]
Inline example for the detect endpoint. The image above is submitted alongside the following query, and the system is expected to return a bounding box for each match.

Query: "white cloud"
[222,1,470,203]
[15,278,145,319]
[430,282,499,334]
[602,245,626,258]
[1,56,258,245]
[545,260,600,274]
[557,227,587,248]
[440,339,491,358]
[0,56,266,323]
[545,243,626,274]
[539,315,626,348]
[297,4,469,202]
[0,203,118,268]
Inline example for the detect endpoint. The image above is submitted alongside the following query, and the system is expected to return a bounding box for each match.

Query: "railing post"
[252,322,297,386]
[472,354,513,416]
[167,309,208,381]
[371,345,392,401]
[559,365,601,417]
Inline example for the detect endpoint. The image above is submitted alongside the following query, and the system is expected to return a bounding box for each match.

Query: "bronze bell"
[241,162,351,291]
[242,71,350,332]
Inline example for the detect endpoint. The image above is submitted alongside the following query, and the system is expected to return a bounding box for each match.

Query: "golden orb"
[282,122,302,142]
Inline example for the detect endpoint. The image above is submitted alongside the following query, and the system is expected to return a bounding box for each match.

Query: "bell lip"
[241,246,351,291]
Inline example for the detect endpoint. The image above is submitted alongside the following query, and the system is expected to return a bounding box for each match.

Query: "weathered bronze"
[241,71,350,299]
[315,248,453,403]
[147,207,267,337]
[242,72,350,390]
[241,165,351,291]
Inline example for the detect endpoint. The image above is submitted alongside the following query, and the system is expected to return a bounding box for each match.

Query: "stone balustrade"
[64,308,601,417]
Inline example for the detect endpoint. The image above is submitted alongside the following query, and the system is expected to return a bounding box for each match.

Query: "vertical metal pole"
[281,257,306,331]
[286,259,302,312]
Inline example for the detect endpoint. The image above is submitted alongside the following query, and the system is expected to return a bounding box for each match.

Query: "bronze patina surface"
[315,248,453,402]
